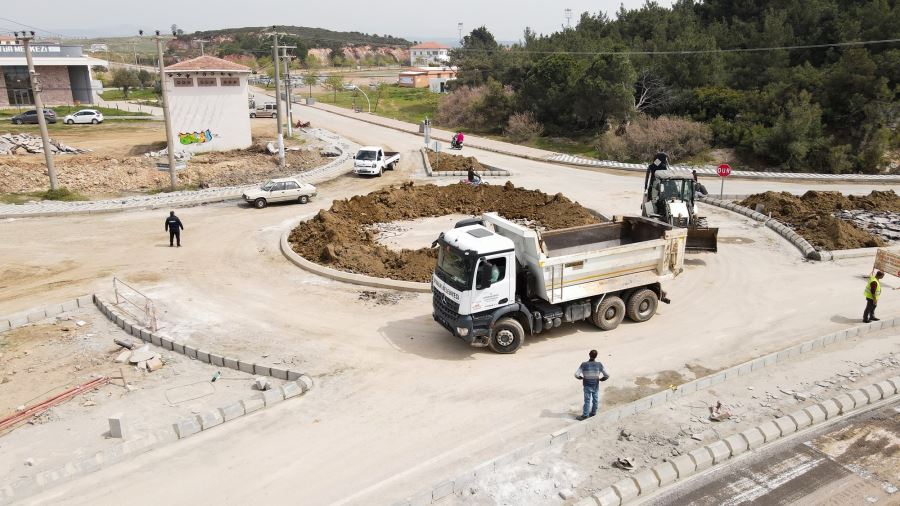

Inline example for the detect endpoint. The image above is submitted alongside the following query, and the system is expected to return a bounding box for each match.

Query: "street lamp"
[350,84,370,113]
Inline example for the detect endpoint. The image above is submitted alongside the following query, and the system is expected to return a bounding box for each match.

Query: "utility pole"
[143,29,179,189]
[16,31,57,190]
[281,46,296,138]
[271,30,285,167]
[131,41,138,66]
[194,39,210,56]
[457,22,463,43]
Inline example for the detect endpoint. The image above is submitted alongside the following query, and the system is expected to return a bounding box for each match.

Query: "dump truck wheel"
[626,289,658,323]
[592,296,625,331]
[489,318,524,354]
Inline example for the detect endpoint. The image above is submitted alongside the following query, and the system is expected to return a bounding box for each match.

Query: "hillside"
[191,26,410,48]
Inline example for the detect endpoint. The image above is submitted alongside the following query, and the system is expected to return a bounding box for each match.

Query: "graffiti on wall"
[178,129,215,145]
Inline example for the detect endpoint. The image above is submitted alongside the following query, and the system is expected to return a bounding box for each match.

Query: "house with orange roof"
[409,41,450,65]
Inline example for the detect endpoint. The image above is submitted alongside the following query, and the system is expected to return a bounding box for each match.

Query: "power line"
[451,38,900,56]
[0,17,71,39]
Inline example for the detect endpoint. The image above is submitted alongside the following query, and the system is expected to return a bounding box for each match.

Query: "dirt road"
[7,105,900,505]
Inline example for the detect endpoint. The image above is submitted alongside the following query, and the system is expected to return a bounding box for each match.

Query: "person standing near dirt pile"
[574,350,610,421]
[863,271,885,323]
[165,211,184,248]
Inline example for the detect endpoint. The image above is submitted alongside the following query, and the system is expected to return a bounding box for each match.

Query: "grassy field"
[311,85,441,124]
[0,106,150,119]
[99,88,159,101]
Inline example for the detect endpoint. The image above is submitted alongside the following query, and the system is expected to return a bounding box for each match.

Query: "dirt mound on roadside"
[288,182,599,282]
[427,151,484,172]
[740,190,900,250]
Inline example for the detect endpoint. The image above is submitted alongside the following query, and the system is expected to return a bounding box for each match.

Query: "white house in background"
[409,42,450,66]
[164,55,252,153]
[0,36,16,46]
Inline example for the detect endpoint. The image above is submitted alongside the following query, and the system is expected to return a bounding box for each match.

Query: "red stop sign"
[717,163,732,177]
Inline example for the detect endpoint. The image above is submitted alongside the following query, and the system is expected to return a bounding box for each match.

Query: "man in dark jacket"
[165,211,184,247]
[574,350,610,420]
[644,152,668,191]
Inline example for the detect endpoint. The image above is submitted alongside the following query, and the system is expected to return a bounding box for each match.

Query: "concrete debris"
[0,133,90,155]
[82,400,96,407]
[793,392,809,401]
[691,433,704,441]
[114,351,131,363]
[129,345,156,363]
[137,361,147,370]
[24,458,34,467]
[836,210,900,242]
[266,142,278,155]
[144,147,190,160]
[709,401,731,421]
[146,357,163,372]
[254,377,272,391]
[559,489,574,500]
[613,457,635,471]
[114,338,135,350]
[75,320,86,327]
[320,145,341,157]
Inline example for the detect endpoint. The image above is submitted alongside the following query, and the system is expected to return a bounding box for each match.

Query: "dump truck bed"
[483,214,687,304]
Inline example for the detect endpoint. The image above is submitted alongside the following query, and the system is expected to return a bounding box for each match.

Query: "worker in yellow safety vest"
[863,271,885,323]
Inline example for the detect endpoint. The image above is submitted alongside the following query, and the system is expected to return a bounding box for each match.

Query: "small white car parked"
[242,177,317,209]
[63,109,104,125]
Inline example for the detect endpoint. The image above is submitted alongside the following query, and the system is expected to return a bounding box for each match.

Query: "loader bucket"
[686,227,718,253]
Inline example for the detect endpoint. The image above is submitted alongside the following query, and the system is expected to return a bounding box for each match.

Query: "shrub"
[504,112,544,142]
[596,115,711,162]
[436,79,514,133]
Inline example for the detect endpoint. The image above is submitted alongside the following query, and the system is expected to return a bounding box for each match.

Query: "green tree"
[137,69,154,89]
[324,75,345,102]
[303,72,319,97]
[111,68,140,98]
[573,54,637,129]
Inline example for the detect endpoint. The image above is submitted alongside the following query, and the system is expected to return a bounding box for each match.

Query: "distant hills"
[192,26,411,48]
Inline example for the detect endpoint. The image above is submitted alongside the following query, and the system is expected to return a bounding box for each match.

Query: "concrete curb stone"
[611,478,640,502]
[862,384,883,403]
[848,389,870,408]
[593,487,620,506]
[669,454,696,479]
[818,399,841,419]
[773,416,797,436]
[173,418,201,439]
[723,434,749,457]
[196,409,224,430]
[706,440,731,464]
[757,421,781,443]
[632,469,660,494]
[652,462,678,487]
[240,397,265,414]
[802,404,827,425]
[688,447,714,472]
[218,403,244,422]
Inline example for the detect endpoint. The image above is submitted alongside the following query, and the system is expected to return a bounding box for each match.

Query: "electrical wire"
[0,16,71,39]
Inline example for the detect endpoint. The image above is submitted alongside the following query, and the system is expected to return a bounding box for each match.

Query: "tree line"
[447,0,899,173]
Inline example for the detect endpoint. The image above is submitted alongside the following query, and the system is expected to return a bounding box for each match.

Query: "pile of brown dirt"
[427,151,484,172]
[289,182,599,282]
[740,190,900,250]
[0,149,327,197]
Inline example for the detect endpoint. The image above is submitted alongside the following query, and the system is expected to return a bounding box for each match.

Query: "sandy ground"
[374,214,471,251]
[0,307,266,486]
[6,102,900,505]
[451,328,900,505]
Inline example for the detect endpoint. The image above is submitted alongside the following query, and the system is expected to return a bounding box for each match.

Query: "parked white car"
[242,178,317,209]
[63,109,104,125]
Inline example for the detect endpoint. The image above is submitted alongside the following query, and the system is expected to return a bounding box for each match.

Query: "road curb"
[420,148,511,178]
[391,317,899,505]
[280,217,431,293]
[0,295,94,333]
[579,376,900,506]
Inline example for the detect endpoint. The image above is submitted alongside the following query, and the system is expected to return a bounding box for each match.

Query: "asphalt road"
[644,399,900,505]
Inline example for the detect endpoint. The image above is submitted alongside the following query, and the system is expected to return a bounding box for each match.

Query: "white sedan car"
[63,109,104,125]
[242,177,317,209]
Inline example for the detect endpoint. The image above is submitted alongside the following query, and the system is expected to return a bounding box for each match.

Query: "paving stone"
[241,397,264,414]
[183,345,197,359]
[218,402,244,422]
[789,408,814,429]
[159,337,174,351]
[238,361,255,374]
[196,350,210,363]
[688,447,714,471]
[633,468,660,494]
[209,353,225,367]
[875,380,897,398]
[173,417,201,439]
[223,357,240,370]
[281,381,303,399]
[848,389,870,408]
[774,416,798,436]
[757,421,781,443]
[259,389,284,407]
[254,364,271,376]
[196,409,224,430]
[269,366,289,380]
[172,343,185,354]
[652,461,678,486]
[593,488,620,506]
[832,393,856,414]
[741,427,765,449]
[862,384,883,403]
[723,433,749,457]
[803,404,828,425]
[706,440,731,464]
[611,478,639,502]
[287,370,303,381]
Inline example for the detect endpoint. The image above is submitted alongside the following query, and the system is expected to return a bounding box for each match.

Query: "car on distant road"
[342,83,357,91]
[242,177,317,209]
[10,109,57,125]
[63,109,104,125]
[250,103,278,118]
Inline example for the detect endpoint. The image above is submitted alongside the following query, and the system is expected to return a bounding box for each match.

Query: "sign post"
[717,163,732,199]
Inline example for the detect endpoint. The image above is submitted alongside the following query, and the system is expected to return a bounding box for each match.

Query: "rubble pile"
[835,210,900,242]
[0,133,90,155]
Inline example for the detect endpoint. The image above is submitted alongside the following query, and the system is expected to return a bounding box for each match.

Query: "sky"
[1,0,673,42]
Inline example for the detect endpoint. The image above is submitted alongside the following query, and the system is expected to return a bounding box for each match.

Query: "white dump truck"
[352,146,400,177]
[432,213,687,353]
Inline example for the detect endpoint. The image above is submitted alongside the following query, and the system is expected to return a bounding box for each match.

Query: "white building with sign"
[0,44,106,106]
[164,55,252,153]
